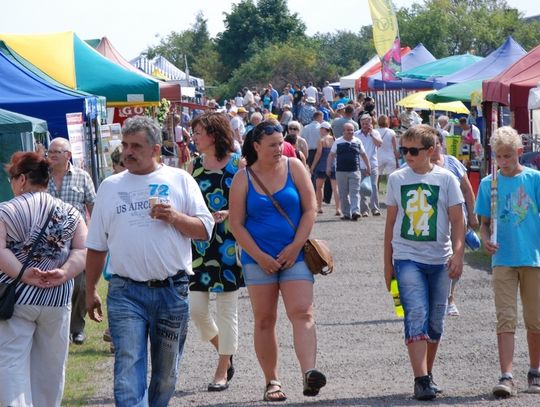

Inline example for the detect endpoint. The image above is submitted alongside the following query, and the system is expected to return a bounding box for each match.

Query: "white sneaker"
[447,303,459,316]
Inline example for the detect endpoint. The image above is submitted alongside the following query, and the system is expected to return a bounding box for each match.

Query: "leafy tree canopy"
[216,0,306,76]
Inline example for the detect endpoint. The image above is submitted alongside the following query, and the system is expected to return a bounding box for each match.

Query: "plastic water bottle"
[390,278,404,318]
[465,229,481,251]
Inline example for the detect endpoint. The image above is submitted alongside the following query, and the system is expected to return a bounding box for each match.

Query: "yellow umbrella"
[397,91,470,114]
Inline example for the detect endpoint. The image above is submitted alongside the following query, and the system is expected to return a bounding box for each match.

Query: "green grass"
[62,278,111,406]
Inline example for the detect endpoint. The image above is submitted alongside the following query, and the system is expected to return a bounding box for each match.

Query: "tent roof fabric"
[130,55,204,88]
[0,107,33,133]
[483,42,540,108]
[0,41,92,98]
[340,55,379,89]
[89,37,181,101]
[434,37,526,89]
[359,47,411,91]
[0,32,160,106]
[368,43,437,90]
[398,53,483,80]
[0,46,88,137]
[0,108,48,134]
[427,79,483,103]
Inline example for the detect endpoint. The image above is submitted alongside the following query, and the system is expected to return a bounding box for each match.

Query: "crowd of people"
[0,81,539,406]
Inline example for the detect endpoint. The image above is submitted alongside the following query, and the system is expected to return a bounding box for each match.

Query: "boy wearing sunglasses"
[384,125,465,400]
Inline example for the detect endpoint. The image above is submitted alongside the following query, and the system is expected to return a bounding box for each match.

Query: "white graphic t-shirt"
[86,165,214,280]
[386,165,463,264]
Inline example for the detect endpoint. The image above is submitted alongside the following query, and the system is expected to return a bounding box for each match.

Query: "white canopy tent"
[339,55,379,89]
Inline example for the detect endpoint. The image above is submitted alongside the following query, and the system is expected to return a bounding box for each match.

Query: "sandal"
[303,369,326,397]
[263,380,287,402]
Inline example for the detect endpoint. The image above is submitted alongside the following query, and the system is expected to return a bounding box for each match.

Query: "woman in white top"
[377,115,399,190]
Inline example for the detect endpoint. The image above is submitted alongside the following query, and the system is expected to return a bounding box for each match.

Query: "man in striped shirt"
[47,137,96,345]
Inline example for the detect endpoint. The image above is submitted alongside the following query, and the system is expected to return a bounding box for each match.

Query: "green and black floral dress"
[190,153,244,292]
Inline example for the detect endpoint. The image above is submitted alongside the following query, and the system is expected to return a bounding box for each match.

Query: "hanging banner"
[381,38,402,81]
[368,0,399,56]
[368,0,401,80]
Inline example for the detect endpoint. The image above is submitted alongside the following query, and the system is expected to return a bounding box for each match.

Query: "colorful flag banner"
[382,38,401,81]
[368,0,401,80]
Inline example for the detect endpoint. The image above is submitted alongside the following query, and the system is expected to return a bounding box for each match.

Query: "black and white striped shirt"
[0,192,81,307]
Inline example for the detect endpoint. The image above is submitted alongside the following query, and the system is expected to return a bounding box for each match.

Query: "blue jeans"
[394,260,450,344]
[107,274,190,407]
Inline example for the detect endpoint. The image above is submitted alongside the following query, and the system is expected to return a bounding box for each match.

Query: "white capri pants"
[0,304,71,407]
[189,290,239,355]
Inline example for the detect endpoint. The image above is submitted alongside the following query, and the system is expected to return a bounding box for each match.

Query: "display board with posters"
[99,123,122,178]
[66,112,86,168]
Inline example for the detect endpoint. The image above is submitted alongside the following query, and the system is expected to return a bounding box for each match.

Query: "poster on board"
[66,112,85,169]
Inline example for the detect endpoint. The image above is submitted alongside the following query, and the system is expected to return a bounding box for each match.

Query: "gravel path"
[85,203,537,406]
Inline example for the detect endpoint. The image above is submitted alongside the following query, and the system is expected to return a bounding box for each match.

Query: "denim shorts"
[243,261,314,285]
[394,259,451,344]
[316,170,336,180]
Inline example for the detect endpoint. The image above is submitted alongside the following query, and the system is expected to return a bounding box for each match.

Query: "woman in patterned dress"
[189,112,244,392]
[0,152,87,406]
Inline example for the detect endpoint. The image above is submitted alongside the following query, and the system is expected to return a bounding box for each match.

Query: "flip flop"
[303,369,326,396]
[263,380,287,402]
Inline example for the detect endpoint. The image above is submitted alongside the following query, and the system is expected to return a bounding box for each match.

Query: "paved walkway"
[85,203,537,406]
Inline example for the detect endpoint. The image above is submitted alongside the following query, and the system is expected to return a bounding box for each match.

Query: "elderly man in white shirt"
[356,114,383,217]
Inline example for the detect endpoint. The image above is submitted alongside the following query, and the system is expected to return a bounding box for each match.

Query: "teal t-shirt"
[475,166,540,267]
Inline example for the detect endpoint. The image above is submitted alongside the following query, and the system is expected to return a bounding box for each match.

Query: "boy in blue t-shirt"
[475,126,540,397]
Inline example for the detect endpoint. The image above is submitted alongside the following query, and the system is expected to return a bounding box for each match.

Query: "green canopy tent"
[0,108,48,202]
[426,79,483,103]
[398,54,483,80]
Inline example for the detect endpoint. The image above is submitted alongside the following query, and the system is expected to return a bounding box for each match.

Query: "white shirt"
[355,129,381,170]
[322,86,335,103]
[302,121,322,150]
[305,86,318,101]
[86,165,214,280]
[462,124,481,143]
[231,115,246,140]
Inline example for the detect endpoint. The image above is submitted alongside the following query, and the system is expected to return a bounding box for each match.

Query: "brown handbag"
[247,167,334,275]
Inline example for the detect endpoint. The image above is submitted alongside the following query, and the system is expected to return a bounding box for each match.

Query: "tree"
[216,0,306,76]
[146,12,222,84]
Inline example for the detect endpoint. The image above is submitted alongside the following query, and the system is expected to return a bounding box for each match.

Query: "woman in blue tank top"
[229,119,327,402]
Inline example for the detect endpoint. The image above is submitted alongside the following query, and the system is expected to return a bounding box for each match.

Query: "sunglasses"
[254,124,283,140]
[288,127,299,131]
[399,146,429,156]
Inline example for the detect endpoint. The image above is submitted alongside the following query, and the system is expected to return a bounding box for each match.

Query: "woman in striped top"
[0,151,87,407]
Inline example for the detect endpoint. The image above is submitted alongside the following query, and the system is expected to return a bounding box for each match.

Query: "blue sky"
[1,0,538,60]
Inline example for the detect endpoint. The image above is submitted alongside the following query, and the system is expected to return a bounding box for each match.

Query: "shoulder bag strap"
[246,167,296,231]
[12,206,55,285]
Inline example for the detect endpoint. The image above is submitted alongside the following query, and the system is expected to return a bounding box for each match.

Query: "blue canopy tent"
[433,37,526,90]
[0,45,92,137]
[367,43,437,90]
